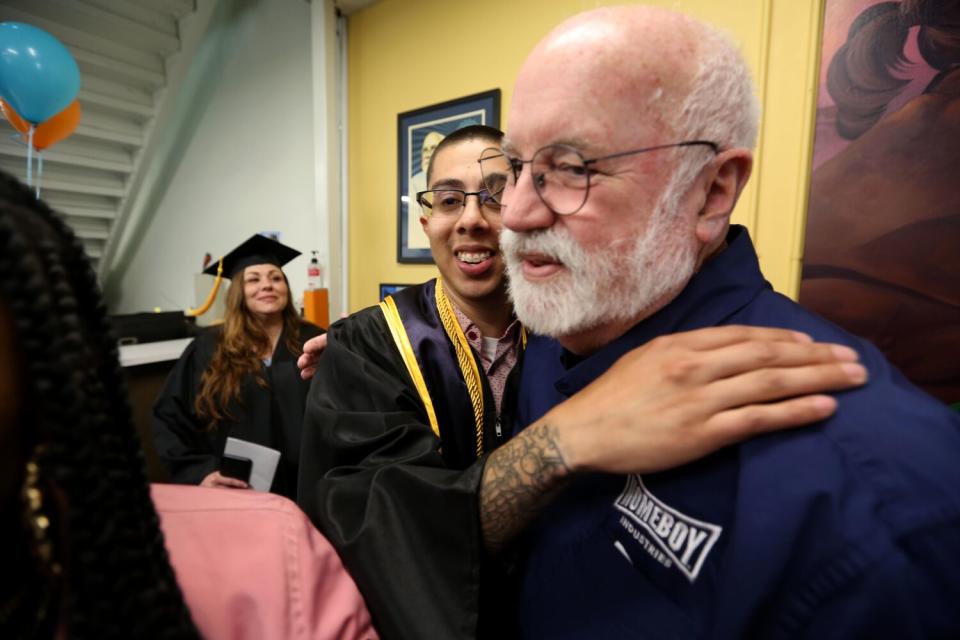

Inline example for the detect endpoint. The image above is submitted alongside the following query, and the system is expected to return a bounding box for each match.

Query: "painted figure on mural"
[800,0,960,406]
[407,130,446,248]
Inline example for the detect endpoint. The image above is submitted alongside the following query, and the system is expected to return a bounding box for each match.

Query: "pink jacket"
[153,484,378,640]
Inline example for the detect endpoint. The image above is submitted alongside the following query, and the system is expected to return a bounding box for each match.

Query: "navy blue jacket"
[515,226,960,639]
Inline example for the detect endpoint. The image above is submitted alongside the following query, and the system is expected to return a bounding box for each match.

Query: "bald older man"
[480,6,960,638]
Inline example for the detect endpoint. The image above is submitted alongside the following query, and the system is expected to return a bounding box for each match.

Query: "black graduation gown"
[298,280,522,640]
[152,320,322,499]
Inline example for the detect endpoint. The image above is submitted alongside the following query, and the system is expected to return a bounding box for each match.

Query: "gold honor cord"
[379,296,442,440]
[185,258,224,317]
[434,278,486,457]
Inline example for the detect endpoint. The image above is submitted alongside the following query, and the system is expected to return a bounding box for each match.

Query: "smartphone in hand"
[219,453,252,483]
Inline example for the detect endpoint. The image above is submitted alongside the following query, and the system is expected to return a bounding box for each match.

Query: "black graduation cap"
[203,234,301,278]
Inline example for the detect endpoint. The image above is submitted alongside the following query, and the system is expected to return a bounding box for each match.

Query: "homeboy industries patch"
[613,474,722,582]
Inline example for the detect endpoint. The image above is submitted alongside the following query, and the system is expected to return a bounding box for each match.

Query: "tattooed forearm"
[479,421,572,555]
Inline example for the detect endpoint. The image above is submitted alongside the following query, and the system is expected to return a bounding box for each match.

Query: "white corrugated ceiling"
[0,0,203,270]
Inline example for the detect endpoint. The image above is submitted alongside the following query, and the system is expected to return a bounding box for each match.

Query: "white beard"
[501,197,698,339]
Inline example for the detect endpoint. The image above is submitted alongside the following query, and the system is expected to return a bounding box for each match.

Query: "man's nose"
[456,194,490,231]
[502,169,554,232]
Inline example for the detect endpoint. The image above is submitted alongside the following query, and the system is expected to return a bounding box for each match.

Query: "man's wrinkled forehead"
[506,8,698,152]
[505,76,677,157]
[428,138,493,188]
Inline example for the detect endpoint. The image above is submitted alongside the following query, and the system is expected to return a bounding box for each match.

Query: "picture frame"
[379,283,411,301]
[396,89,501,263]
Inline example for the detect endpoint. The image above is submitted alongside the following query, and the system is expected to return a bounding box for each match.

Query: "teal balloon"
[0,22,81,124]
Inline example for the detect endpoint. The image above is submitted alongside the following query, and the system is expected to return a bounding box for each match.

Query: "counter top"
[120,337,193,367]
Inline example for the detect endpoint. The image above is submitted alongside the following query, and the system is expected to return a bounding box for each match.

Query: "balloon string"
[26,126,35,188]
[36,153,43,199]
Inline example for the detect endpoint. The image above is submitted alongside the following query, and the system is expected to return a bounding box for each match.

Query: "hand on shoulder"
[549,325,868,474]
[298,333,329,380]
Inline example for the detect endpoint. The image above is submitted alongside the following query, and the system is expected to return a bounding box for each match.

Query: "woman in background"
[152,235,322,498]
[0,172,374,639]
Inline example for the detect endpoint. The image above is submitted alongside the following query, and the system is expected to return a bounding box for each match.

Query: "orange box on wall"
[303,288,329,329]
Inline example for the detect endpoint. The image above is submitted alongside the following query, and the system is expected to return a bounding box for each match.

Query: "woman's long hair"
[0,172,199,638]
[194,268,302,428]
[828,0,960,139]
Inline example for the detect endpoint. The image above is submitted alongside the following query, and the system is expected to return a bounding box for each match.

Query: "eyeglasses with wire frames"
[416,187,504,217]
[478,140,720,216]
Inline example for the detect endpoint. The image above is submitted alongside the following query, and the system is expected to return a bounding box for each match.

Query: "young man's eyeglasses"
[417,188,503,216]
[478,141,719,216]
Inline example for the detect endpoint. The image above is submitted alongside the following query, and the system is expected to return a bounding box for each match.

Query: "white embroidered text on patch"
[613,474,722,582]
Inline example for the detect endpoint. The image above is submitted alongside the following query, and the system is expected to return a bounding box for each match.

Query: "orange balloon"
[33,100,81,150]
[0,97,31,135]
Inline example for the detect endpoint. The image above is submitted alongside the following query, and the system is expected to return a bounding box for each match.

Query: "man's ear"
[419,214,429,230]
[695,149,753,246]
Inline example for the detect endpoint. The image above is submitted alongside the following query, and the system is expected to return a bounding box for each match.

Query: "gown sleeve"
[261,321,325,498]
[298,308,488,640]
[151,332,219,485]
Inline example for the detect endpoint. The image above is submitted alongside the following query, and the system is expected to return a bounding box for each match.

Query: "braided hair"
[0,171,199,639]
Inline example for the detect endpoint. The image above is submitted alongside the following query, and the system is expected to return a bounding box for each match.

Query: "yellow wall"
[346,0,825,311]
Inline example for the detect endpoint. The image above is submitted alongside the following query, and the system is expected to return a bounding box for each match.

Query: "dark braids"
[0,171,199,639]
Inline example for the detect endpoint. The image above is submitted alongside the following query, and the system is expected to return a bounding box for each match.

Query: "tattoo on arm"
[480,421,571,555]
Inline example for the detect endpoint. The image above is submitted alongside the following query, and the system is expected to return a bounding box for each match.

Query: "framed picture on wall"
[396,89,500,263]
[379,283,411,301]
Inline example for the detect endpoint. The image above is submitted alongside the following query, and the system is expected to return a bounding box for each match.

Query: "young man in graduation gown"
[299,125,526,638]
[298,127,868,639]
[494,7,960,637]
[153,235,323,499]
